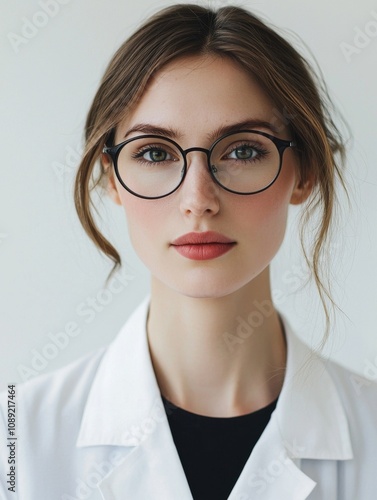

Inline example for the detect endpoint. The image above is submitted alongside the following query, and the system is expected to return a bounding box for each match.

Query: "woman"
[1,4,376,499]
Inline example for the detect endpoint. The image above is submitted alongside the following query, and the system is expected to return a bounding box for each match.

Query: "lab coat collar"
[77,295,353,499]
[77,295,162,447]
[275,311,353,461]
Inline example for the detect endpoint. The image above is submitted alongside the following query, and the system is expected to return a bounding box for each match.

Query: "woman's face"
[105,55,308,298]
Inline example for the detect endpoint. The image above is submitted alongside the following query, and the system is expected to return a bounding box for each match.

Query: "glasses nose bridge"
[182,146,211,166]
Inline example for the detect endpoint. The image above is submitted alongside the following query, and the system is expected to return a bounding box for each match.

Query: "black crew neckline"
[161,392,279,500]
[161,393,279,422]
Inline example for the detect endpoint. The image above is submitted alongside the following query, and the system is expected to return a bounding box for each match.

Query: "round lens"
[210,132,280,193]
[116,136,185,198]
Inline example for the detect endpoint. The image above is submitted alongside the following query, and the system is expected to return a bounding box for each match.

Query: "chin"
[165,272,256,300]
[149,258,268,299]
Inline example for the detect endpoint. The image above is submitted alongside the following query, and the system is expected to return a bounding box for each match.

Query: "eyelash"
[223,143,270,161]
[130,141,270,165]
[131,145,176,163]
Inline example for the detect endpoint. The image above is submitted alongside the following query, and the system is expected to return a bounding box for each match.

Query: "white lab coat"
[1,295,377,500]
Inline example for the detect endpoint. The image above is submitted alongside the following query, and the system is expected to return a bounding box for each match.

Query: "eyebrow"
[208,120,281,141]
[123,119,281,142]
[124,123,182,140]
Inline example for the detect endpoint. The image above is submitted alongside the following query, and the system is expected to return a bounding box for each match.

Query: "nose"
[178,150,220,218]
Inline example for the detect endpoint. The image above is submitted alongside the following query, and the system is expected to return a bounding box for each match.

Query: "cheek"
[232,200,288,264]
[119,191,170,257]
[234,176,294,237]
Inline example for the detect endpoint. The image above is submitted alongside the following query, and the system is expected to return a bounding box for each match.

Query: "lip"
[171,232,236,261]
[171,231,235,245]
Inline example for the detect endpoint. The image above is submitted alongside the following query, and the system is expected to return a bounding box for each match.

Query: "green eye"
[145,149,168,162]
[231,146,256,160]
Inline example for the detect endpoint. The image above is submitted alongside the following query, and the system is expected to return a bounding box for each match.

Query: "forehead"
[117,55,283,143]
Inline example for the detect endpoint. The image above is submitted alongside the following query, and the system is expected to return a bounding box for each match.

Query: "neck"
[147,267,286,417]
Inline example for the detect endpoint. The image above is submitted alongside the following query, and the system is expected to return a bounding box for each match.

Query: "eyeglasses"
[102,130,295,199]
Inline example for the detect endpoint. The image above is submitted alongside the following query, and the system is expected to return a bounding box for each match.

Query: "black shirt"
[162,395,278,500]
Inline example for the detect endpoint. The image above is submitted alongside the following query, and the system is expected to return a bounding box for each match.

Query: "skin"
[103,54,312,417]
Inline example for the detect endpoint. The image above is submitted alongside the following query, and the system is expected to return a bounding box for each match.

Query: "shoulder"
[280,312,377,463]
[0,296,151,438]
[0,347,107,439]
[318,357,377,487]
[323,356,377,425]
[281,312,377,418]
[0,347,108,496]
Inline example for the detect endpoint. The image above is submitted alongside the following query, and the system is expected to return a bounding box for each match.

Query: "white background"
[1,0,376,391]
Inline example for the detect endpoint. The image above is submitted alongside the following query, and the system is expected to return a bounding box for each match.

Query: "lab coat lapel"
[229,313,353,500]
[275,313,353,461]
[77,296,193,499]
[97,407,193,499]
[228,416,316,500]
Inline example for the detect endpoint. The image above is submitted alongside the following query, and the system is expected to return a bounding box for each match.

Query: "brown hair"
[74,3,349,344]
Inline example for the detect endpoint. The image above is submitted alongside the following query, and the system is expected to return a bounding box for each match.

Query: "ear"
[101,153,122,206]
[290,174,314,205]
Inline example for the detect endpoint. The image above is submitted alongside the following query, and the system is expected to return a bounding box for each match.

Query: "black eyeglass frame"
[102,129,296,200]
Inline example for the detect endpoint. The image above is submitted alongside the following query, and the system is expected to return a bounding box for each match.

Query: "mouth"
[170,231,236,260]
[171,231,235,245]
